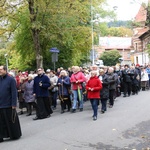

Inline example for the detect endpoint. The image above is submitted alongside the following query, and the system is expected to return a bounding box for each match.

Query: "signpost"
[50,47,60,71]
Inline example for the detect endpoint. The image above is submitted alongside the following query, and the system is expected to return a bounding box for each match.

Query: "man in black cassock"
[0,65,22,142]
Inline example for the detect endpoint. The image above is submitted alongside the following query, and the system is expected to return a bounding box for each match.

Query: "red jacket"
[70,71,86,90]
[86,76,102,99]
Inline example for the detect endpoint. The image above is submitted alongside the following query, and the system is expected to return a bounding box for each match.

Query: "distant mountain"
[107,20,133,29]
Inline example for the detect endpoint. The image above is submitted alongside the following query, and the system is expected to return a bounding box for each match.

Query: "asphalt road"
[1,90,150,150]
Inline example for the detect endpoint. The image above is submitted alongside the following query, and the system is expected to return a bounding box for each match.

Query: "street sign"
[50,47,60,53]
[52,53,58,62]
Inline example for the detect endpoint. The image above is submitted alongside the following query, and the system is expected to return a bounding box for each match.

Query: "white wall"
[134,53,150,66]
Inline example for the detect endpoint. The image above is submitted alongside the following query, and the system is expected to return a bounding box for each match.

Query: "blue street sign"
[50,47,60,53]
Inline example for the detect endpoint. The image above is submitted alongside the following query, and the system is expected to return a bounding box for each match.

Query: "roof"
[134,4,147,23]
[133,27,149,37]
[99,37,132,49]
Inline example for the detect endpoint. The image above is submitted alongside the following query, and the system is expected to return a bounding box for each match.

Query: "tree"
[100,50,121,66]
[1,0,115,70]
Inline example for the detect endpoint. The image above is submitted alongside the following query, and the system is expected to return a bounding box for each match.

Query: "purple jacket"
[23,80,35,103]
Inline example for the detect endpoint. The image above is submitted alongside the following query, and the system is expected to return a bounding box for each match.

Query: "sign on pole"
[50,47,60,71]
[50,47,60,53]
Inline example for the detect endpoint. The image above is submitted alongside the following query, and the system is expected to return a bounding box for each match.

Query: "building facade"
[132,1,150,66]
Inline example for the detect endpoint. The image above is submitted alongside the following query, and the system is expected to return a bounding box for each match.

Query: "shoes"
[71,109,76,113]
[52,107,56,110]
[61,110,64,114]
[26,113,31,116]
[109,105,113,108]
[101,110,105,114]
[33,116,39,120]
[0,138,3,143]
[79,108,83,112]
[18,111,23,115]
[123,95,126,97]
[47,115,51,118]
[93,116,97,121]
[11,137,20,140]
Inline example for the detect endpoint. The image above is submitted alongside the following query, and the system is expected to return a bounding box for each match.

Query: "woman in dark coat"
[99,69,110,113]
[86,70,102,121]
[57,70,71,113]
[107,67,117,108]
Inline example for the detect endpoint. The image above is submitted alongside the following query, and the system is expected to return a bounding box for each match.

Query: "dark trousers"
[36,97,51,119]
[100,99,107,111]
[109,89,115,106]
[26,102,37,115]
[132,83,139,94]
[90,99,99,117]
[51,91,58,108]
[60,96,71,111]
[123,82,132,96]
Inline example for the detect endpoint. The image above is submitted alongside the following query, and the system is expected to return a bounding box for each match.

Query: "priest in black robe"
[0,65,22,142]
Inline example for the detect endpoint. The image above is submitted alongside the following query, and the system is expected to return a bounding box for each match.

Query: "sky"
[107,0,148,20]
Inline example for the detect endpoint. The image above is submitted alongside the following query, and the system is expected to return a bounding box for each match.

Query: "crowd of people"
[0,63,150,142]
[12,64,150,119]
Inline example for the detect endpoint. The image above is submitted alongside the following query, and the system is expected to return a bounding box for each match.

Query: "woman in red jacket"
[86,70,102,120]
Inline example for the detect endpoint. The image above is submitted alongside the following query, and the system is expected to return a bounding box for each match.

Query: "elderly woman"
[99,69,110,114]
[57,70,71,113]
[70,66,86,113]
[23,74,37,116]
[49,70,58,110]
[141,67,149,91]
[107,67,117,108]
[86,70,102,121]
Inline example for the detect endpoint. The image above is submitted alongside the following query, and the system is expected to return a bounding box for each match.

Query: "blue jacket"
[57,76,71,96]
[33,74,51,97]
[0,74,17,108]
[146,68,150,78]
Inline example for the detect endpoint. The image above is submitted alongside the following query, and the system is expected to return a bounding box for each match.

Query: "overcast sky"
[107,0,148,20]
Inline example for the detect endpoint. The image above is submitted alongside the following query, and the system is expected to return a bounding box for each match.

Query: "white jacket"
[141,70,149,81]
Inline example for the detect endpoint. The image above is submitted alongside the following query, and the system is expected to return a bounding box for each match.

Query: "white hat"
[46,69,51,72]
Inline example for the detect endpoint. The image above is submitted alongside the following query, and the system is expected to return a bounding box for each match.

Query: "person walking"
[99,69,109,114]
[57,70,71,113]
[86,70,102,121]
[107,67,117,108]
[70,66,86,113]
[49,70,58,110]
[141,67,149,91]
[23,74,37,116]
[122,65,133,97]
[0,65,22,142]
[33,68,51,120]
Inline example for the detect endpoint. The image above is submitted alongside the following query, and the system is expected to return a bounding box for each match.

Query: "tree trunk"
[28,0,43,69]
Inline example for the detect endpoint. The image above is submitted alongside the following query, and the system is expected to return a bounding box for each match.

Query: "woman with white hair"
[86,70,102,121]
[23,74,37,116]
[57,70,71,113]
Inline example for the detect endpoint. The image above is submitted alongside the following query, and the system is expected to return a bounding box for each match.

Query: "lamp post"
[91,1,100,65]
[91,0,94,65]
[4,54,8,72]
